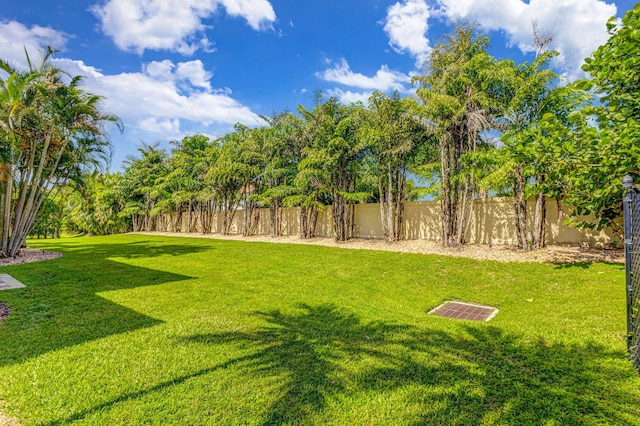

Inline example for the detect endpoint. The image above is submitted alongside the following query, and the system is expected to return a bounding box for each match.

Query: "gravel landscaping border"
[132,232,623,264]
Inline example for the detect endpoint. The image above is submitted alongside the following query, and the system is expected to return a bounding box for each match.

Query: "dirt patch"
[133,232,624,264]
[0,302,9,320]
[0,409,20,426]
[0,248,62,267]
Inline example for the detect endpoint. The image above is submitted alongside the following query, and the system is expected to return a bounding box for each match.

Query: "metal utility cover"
[429,301,498,322]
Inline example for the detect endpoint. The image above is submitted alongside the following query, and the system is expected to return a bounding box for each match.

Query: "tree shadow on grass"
[38,303,640,425]
[180,304,640,425]
[0,239,203,366]
[27,237,212,260]
[550,260,624,270]
[187,304,411,425]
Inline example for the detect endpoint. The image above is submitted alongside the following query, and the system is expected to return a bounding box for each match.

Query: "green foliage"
[28,196,62,238]
[564,4,640,231]
[61,172,131,235]
[60,14,640,241]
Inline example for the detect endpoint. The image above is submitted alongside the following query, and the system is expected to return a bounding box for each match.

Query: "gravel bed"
[0,248,63,266]
[134,232,623,264]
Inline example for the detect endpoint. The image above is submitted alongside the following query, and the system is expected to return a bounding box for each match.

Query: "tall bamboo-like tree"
[0,47,119,256]
[476,49,585,249]
[288,105,328,239]
[257,112,303,237]
[298,98,368,241]
[161,134,210,233]
[120,143,168,232]
[237,126,267,236]
[205,125,248,235]
[414,25,496,247]
[360,92,427,242]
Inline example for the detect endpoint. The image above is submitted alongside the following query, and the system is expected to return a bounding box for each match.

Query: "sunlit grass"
[0,234,638,425]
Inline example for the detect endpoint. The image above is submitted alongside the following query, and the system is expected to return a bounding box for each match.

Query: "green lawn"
[1,234,639,425]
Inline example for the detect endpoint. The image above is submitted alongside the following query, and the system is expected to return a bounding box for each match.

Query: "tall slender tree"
[298,98,368,241]
[161,134,210,233]
[120,143,168,232]
[414,25,496,247]
[360,92,427,242]
[257,112,303,237]
[205,125,248,235]
[0,47,119,256]
[475,50,586,250]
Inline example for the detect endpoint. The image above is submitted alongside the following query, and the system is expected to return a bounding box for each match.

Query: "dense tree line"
[7,8,640,253]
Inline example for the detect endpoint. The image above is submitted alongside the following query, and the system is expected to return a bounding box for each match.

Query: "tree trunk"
[385,165,394,242]
[393,167,405,241]
[532,181,546,250]
[299,206,308,239]
[1,165,13,256]
[455,175,473,245]
[378,178,388,240]
[332,191,350,242]
[441,139,454,247]
[243,198,260,237]
[269,198,282,237]
[308,205,318,238]
[513,166,529,250]
[299,205,318,239]
[186,199,192,233]
[173,207,182,233]
[221,194,239,235]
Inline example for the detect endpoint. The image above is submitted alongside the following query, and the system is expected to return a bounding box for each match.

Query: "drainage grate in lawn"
[428,301,498,321]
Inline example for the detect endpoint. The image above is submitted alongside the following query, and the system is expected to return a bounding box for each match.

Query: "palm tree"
[298,98,368,241]
[0,47,120,256]
[414,25,497,247]
[359,92,427,242]
[256,112,302,237]
[121,143,168,232]
[0,52,41,254]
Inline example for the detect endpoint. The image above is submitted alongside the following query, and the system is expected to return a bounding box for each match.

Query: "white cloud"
[175,60,213,91]
[382,0,616,79]
[327,88,373,105]
[219,0,276,30]
[91,0,276,54]
[436,0,617,79]
[0,22,262,162]
[383,0,432,66]
[138,117,182,136]
[317,58,411,91]
[144,59,213,91]
[0,21,68,68]
[54,58,262,137]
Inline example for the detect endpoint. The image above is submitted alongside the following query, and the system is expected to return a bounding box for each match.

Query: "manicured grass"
[1,234,639,425]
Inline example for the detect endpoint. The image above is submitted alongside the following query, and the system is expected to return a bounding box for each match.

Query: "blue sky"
[0,0,636,170]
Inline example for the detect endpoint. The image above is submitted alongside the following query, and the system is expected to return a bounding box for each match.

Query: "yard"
[1,234,639,424]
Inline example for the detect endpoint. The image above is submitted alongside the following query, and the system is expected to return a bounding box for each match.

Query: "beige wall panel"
[157,197,617,246]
